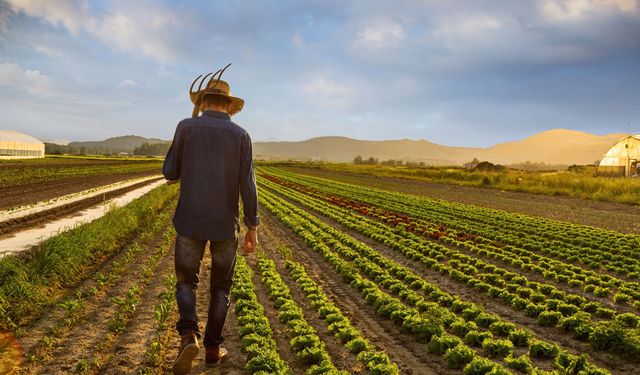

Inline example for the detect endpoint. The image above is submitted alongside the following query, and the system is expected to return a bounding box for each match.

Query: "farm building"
[0,130,45,159]
[597,134,640,177]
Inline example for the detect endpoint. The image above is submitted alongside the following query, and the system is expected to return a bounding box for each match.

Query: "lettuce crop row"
[258,175,640,364]
[264,167,640,291]
[230,255,292,374]
[261,167,640,281]
[284,259,399,374]
[260,171,640,311]
[258,186,611,374]
[255,254,347,375]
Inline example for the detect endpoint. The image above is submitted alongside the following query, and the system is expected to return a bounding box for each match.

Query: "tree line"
[44,142,170,156]
[353,155,427,167]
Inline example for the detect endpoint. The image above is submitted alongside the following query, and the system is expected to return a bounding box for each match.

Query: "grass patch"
[0,184,178,331]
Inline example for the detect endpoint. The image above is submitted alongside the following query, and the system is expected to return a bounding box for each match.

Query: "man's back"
[168,70,258,374]
[162,109,258,241]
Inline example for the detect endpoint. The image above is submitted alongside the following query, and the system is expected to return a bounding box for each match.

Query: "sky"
[0,0,639,147]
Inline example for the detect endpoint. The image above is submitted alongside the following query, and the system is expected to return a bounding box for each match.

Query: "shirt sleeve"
[162,122,184,180]
[239,131,259,227]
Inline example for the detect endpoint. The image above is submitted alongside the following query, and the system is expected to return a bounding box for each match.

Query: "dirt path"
[283,166,640,234]
[0,171,160,210]
[258,208,455,375]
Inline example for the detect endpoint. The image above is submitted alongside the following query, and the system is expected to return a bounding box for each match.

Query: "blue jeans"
[174,231,238,347]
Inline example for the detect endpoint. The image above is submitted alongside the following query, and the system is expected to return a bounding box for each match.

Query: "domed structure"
[0,130,45,159]
[597,134,640,177]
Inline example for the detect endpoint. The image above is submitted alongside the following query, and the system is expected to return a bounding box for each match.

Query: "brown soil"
[102,249,175,374]
[283,166,640,234]
[266,190,637,374]
[14,198,177,345]
[0,160,157,169]
[0,171,161,210]
[17,231,161,357]
[19,221,174,374]
[0,177,163,237]
[258,208,456,375]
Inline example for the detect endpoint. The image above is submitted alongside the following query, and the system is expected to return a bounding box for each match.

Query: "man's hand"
[243,228,258,254]
[166,179,179,185]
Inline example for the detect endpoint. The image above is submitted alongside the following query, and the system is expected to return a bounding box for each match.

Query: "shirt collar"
[202,110,231,120]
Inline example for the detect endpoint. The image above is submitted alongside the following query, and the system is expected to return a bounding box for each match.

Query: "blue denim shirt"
[162,110,259,241]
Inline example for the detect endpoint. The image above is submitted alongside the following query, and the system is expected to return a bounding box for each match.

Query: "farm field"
[2,165,640,374]
[0,156,163,210]
[268,162,640,209]
[251,166,640,374]
[276,165,640,234]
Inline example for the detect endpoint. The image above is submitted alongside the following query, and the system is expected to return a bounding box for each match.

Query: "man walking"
[163,66,259,374]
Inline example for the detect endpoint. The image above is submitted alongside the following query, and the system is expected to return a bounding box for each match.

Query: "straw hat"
[188,64,244,117]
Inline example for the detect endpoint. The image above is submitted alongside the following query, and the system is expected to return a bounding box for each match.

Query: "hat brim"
[202,92,244,116]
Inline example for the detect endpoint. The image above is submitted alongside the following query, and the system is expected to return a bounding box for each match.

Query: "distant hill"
[253,129,627,166]
[478,129,624,165]
[60,129,626,165]
[68,135,169,153]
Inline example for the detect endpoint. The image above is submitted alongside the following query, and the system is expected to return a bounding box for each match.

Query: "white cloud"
[302,75,357,110]
[0,62,52,96]
[7,0,180,63]
[6,0,88,34]
[304,76,353,96]
[434,14,503,39]
[90,9,179,63]
[34,44,64,57]
[0,62,22,85]
[117,79,139,88]
[354,17,405,48]
[426,13,508,61]
[541,0,638,21]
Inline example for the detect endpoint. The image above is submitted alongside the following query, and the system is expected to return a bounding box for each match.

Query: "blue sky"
[0,0,639,147]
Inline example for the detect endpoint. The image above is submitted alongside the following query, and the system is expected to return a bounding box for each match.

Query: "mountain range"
[53,129,626,166]
[252,129,625,166]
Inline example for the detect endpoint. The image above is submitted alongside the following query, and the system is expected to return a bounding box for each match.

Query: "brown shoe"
[172,330,200,375]
[205,345,228,367]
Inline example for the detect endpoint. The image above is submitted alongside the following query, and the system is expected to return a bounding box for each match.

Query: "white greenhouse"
[0,130,45,159]
[597,134,640,177]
